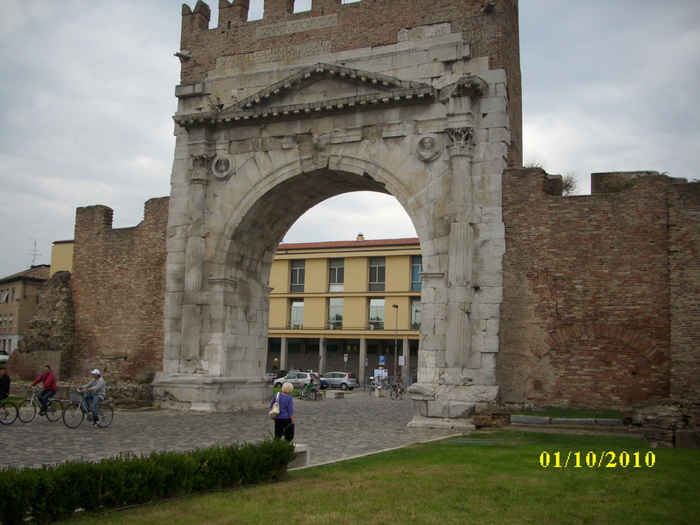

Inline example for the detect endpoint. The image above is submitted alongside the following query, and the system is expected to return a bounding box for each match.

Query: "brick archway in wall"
[154,4,514,427]
[524,323,671,407]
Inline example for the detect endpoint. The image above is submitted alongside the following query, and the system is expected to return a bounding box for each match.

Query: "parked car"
[274,371,322,389]
[308,371,329,389]
[323,371,359,390]
[0,351,8,364]
[265,369,287,382]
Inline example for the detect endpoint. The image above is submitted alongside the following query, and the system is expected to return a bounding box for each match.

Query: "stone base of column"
[153,372,269,412]
[407,383,498,431]
[408,415,475,431]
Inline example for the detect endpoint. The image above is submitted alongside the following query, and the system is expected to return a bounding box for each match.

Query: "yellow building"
[0,265,50,358]
[49,240,74,276]
[268,235,422,383]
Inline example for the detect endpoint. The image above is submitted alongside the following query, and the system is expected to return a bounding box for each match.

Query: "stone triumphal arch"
[154,0,520,429]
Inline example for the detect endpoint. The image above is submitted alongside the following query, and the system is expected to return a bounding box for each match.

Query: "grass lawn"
[65,429,699,525]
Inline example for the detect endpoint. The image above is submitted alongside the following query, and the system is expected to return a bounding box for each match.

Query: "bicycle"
[63,389,114,428]
[17,386,64,423]
[367,377,377,395]
[368,376,390,396]
[389,382,405,400]
[0,400,18,425]
[299,382,321,401]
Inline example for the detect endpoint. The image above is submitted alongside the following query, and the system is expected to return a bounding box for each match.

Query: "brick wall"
[179,0,522,165]
[11,271,74,382]
[499,169,700,408]
[668,181,700,405]
[71,198,169,383]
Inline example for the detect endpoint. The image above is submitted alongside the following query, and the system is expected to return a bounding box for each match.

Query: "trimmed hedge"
[0,439,295,524]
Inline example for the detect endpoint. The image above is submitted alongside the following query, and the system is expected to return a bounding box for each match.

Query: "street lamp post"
[392,303,399,378]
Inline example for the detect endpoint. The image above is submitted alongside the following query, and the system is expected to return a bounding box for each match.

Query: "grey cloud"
[1,0,698,277]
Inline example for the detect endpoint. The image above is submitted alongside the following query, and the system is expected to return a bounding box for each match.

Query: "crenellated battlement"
[177,0,520,84]
[177,0,522,164]
[182,1,355,31]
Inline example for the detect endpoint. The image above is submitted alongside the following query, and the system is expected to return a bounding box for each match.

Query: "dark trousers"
[274,418,293,441]
[38,390,56,412]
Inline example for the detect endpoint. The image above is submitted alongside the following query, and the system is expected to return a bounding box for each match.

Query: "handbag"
[284,422,295,441]
[268,393,281,419]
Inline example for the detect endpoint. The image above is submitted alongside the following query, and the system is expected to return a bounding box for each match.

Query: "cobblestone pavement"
[1,391,461,471]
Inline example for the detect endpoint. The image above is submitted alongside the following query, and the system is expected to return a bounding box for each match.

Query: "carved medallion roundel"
[212,154,235,180]
[415,133,443,162]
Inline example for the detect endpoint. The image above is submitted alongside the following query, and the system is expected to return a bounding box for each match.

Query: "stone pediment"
[225,63,434,113]
[175,63,436,128]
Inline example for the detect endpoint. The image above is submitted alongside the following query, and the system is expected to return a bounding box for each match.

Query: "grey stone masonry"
[158,14,510,430]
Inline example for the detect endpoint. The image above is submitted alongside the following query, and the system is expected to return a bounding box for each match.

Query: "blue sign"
[379,355,386,365]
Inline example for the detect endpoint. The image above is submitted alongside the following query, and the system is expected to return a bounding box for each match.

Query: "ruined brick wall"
[71,198,168,384]
[499,169,682,408]
[179,0,521,165]
[668,181,700,406]
[11,271,75,382]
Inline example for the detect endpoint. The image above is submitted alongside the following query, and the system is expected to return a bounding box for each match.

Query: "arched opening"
[221,168,399,282]
[214,170,422,376]
[283,191,417,244]
[261,188,421,386]
[155,160,435,411]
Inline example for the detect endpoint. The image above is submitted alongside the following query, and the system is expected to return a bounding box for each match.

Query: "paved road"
[1,391,460,471]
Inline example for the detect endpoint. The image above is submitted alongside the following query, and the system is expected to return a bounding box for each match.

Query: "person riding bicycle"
[395,373,405,390]
[81,369,106,426]
[0,366,10,402]
[30,364,58,415]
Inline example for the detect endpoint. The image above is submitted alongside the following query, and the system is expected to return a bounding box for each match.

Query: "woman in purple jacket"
[270,381,295,441]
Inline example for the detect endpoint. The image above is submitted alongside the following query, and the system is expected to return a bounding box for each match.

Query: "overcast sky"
[1,0,698,278]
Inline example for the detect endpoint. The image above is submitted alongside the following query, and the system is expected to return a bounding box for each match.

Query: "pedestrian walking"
[270,381,294,441]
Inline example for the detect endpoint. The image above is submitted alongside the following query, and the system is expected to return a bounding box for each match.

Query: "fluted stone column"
[181,155,209,371]
[408,128,481,431]
[445,128,474,376]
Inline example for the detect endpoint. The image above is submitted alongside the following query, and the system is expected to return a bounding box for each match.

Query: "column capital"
[189,154,211,185]
[445,127,474,157]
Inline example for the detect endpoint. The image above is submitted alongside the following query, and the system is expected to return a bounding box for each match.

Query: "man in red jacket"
[30,365,58,415]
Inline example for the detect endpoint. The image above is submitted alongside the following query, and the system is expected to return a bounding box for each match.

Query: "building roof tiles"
[0,264,51,285]
[277,237,419,251]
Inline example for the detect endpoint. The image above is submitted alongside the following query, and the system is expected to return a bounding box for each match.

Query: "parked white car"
[274,371,321,389]
[323,371,359,390]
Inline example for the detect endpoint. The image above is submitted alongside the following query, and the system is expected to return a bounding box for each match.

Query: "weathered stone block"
[595,419,624,426]
[551,418,596,425]
[511,415,550,425]
[675,430,700,449]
